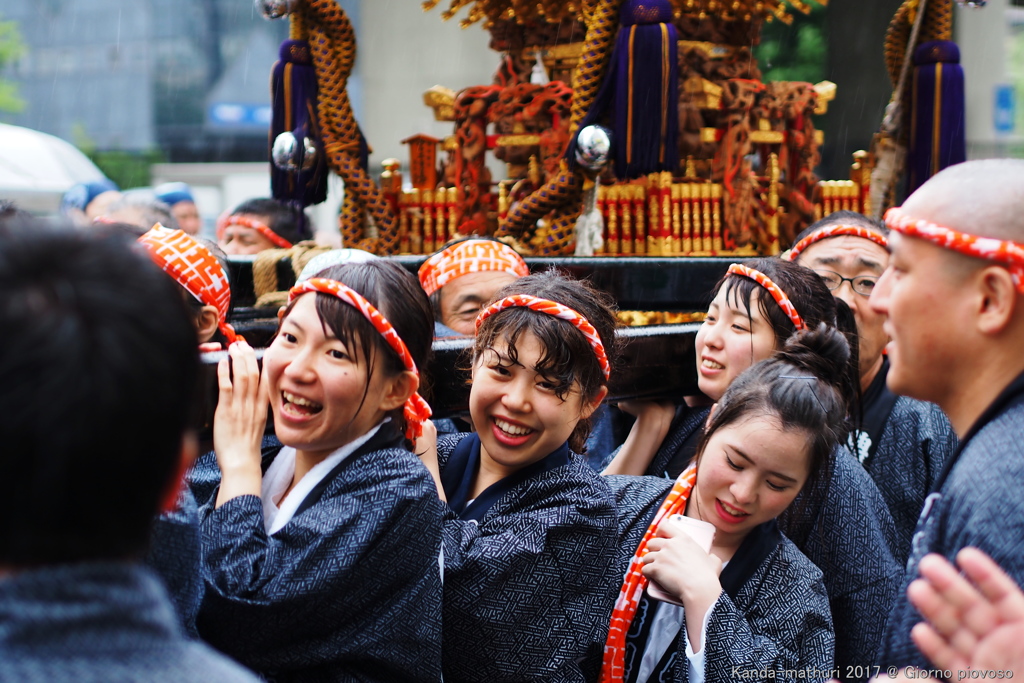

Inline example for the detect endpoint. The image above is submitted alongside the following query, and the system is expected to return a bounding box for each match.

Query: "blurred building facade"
[1,0,289,161]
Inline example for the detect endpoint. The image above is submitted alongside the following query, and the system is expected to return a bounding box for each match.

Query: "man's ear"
[196,305,220,344]
[580,385,609,421]
[380,371,419,411]
[976,266,1018,337]
[159,432,198,515]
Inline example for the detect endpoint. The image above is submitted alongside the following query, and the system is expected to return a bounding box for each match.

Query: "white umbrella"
[0,123,106,191]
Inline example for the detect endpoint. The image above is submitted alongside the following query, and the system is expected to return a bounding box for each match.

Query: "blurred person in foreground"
[0,221,257,682]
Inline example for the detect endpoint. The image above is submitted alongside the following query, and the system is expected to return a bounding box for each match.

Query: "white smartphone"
[645,514,716,606]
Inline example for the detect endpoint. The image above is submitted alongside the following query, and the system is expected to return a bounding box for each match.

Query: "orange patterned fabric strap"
[137,225,241,344]
[785,225,888,262]
[216,214,294,249]
[417,239,529,296]
[600,463,698,683]
[885,207,1024,294]
[727,263,807,332]
[475,294,611,380]
[288,278,431,441]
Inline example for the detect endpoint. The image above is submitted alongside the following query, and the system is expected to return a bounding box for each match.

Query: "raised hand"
[214,341,269,507]
[908,548,1024,675]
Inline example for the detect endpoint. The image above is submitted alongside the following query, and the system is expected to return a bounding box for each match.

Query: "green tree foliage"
[0,13,26,116]
[71,124,166,190]
[755,6,828,85]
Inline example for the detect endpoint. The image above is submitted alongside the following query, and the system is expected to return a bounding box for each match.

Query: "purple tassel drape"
[568,0,679,180]
[270,39,329,214]
[907,40,967,194]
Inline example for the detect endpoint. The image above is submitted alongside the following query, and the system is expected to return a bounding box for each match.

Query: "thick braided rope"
[301,0,398,254]
[727,264,808,331]
[475,294,611,379]
[288,278,431,441]
[784,225,889,263]
[884,0,954,88]
[885,207,1024,294]
[497,162,582,248]
[216,214,293,249]
[137,226,241,344]
[498,0,622,253]
[600,463,698,683]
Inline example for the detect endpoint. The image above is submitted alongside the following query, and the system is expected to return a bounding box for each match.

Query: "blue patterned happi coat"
[437,432,619,683]
[852,360,957,565]
[603,481,833,683]
[0,562,258,683]
[631,405,902,683]
[196,424,444,682]
[146,484,203,638]
[878,372,1024,671]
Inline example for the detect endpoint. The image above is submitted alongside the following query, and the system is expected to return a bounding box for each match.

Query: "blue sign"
[207,103,273,128]
[994,84,1016,134]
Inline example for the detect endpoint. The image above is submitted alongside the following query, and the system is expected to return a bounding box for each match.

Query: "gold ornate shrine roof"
[423,0,826,28]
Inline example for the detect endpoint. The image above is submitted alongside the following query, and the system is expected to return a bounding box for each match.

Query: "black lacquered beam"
[226,254,735,312]
[194,323,700,439]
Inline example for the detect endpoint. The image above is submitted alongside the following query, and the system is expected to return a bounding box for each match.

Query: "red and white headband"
[288,278,431,441]
[785,224,888,262]
[418,239,529,297]
[885,207,1024,294]
[727,264,807,332]
[475,294,611,380]
[137,225,241,344]
[217,214,293,249]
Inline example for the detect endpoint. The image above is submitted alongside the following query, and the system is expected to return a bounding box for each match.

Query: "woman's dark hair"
[473,269,619,453]
[696,325,851,503]
[277,260,434,444]
[711,257,861,417]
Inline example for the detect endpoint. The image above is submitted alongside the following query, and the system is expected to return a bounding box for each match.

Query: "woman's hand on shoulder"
[214,341,269,506]
[414,419,446,501]
[601,400,675,476]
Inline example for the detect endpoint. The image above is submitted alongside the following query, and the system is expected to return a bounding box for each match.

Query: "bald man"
[788,212,956,563]
[872,159,1024,671]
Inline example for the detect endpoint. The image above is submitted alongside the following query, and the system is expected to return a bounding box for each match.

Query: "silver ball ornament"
[956,0,986,6]
[575,125,612,172]
[255,0,298,20]
[272,132,300,172]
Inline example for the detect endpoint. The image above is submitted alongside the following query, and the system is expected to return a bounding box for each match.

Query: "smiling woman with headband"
[192,260,444,682]
[420,269,621,682]
[600,326,849,683]
[605,256,903,683]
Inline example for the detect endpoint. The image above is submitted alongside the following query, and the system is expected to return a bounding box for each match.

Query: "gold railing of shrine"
[814,180,868,220]
[596,174,731,256]
[396,187,461,255]
[391,160,872,256]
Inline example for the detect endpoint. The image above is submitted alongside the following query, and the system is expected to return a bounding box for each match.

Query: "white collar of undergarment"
[262,420,387,535]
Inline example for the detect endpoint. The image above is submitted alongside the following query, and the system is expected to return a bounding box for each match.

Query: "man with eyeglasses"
[786,211,956,562]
